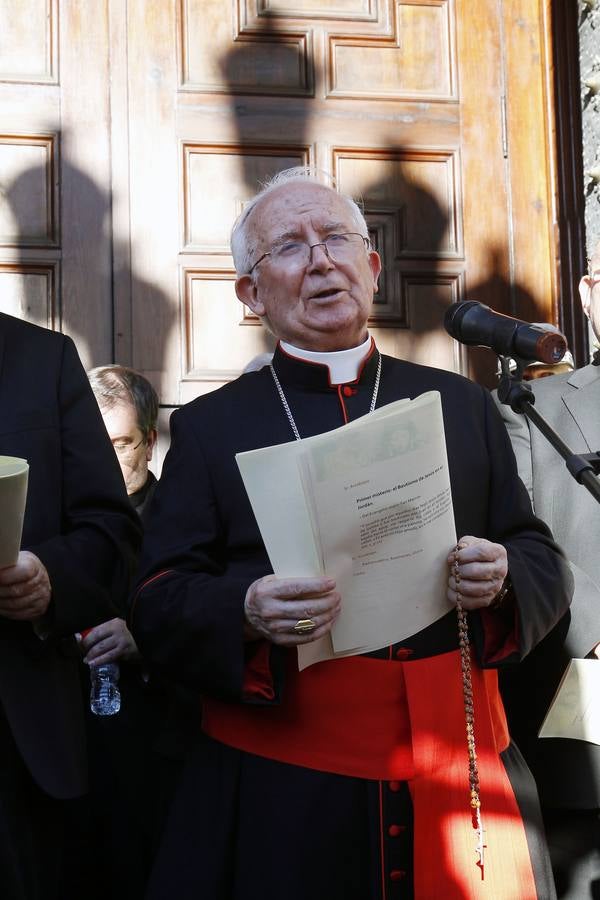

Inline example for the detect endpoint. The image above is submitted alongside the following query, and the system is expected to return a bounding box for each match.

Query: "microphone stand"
[496,355,600,505]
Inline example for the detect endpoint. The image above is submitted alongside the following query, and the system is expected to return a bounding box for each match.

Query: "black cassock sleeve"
[130,403,262,700]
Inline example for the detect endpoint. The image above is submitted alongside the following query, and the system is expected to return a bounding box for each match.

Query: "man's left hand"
[0,551,52,621]
[446,535,508,610]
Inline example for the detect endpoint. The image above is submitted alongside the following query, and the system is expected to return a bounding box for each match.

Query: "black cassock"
[131,343,571,900]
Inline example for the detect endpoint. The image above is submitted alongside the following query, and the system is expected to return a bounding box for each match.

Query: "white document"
[539,658,600,745]
[0,456,29,568]
[236,392,455,669]
[300,392,455,655]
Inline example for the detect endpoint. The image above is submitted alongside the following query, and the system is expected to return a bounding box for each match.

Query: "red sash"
[203,649,538,898]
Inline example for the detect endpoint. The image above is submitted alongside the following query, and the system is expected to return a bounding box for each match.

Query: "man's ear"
[368,250,382,294]
[578,276,592,318]
[236,275,266,317]
[145,428,158,462]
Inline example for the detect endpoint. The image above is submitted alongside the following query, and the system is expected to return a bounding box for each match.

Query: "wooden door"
[0,0,563,408]
[0,0,114,368]
[121,0,560,407]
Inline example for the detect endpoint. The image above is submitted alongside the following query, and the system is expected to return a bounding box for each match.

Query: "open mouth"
[312,287,343,300]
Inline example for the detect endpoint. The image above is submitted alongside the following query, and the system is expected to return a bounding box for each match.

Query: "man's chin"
[124,472,148,496]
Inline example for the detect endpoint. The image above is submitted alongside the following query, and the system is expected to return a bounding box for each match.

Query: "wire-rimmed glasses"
[248,232,370,275]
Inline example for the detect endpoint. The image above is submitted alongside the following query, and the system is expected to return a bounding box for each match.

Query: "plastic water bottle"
[89,662,121,716]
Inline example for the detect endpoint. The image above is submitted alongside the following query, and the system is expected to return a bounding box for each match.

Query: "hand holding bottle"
[81,617,140,666]
[80,618,138,717]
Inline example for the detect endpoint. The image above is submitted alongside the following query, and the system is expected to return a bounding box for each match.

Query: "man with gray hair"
[88,365,159,504]
[131,168,571,899]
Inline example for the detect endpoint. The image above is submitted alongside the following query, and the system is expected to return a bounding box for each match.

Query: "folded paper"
[236,392,455,669]
[539,658,600,745]
[0,456,29,569]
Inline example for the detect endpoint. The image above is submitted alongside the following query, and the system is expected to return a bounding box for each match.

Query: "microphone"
[444,300,567,365]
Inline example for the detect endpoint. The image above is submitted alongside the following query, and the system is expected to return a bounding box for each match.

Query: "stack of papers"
[0,456,29,568]
[236,391,456,669]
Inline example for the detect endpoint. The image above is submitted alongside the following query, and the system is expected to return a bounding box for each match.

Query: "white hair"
[230,166,369,275]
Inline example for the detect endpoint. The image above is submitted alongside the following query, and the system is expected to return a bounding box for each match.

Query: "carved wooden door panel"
[122,0,557,405]
[0,1,559,402]
[0,0,114,368]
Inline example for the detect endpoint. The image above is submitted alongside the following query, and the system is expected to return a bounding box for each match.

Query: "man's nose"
[308,241,335,271]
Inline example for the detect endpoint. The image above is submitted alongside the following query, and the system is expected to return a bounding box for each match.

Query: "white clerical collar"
[280,335,372,384]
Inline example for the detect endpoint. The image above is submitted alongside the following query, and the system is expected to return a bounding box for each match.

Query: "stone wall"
[580,0,600,257]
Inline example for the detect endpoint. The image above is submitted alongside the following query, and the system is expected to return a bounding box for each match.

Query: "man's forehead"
[252,182,352,238]
[101,400,139,429]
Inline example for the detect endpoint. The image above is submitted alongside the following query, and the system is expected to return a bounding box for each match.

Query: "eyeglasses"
[112,437,146,457]
[248,232,370,275]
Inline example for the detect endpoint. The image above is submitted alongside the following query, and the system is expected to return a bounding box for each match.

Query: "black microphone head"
[443,301,486,342]
[444,300,568,365]
[444,300,516,352]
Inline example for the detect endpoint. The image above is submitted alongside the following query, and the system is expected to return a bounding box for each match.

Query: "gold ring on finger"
[293,618,316,635]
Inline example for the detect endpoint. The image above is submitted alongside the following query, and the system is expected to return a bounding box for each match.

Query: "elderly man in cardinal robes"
[131,168,572,900]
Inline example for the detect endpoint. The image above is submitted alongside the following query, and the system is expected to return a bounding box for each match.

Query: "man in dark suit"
[131,169,572,900]
[496,240,600,899]
[0,314,141,900]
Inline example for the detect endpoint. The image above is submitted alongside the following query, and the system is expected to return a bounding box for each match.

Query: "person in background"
[63,366,195,900]
[522,349,575,380]
[88,366,159,516]
[130,168,572,900]
[0,315,141,900]
[81,366,159,667]
[496,243,600,899]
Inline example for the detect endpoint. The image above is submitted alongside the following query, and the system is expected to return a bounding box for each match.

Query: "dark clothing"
[64,664,193,900]
[149,735,551,900]
[132,346,572,898]
[0,705,64,900]
[62,470,198,900]
[542,808,600,900]
[130,470,158,523]
[0,313,142,899]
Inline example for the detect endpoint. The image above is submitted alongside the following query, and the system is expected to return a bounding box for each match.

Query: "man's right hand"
[244,575,341,645]
[82,617,141,666]
[0,551,51,621]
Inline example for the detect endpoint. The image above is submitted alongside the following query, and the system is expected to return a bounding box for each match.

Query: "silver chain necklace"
[269,351,382,441]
